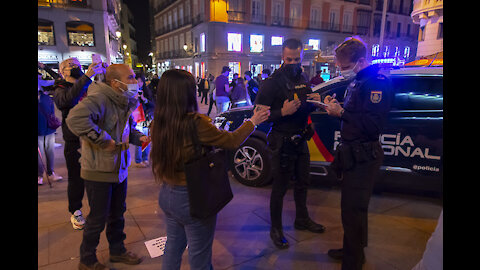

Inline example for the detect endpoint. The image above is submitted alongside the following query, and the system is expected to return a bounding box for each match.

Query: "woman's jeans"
[158,183,216,270]
[135,125,150,163]
[38,133,55,176]
[215,96,231,114]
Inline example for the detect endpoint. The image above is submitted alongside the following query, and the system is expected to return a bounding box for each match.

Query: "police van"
[214,66,443,197]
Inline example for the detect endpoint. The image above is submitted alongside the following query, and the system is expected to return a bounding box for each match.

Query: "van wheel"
[230,137,272,187]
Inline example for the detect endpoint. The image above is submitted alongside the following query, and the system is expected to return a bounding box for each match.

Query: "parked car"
[214,66,443,197]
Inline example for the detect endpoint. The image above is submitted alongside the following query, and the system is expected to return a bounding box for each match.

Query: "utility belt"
[330,140,382,178]
[276,124,315,155]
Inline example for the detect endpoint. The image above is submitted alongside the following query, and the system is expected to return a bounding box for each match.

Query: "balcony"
[154,17,193,37]
[227,11,246,23]
[251,14,266,25]
[157,50,194,60]
[38,0,90,8]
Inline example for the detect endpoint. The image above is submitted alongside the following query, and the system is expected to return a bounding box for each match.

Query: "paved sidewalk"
[38,96,442,269]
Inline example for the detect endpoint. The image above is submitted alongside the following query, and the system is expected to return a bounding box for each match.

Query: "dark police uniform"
[255,66,318,235]
[330,64,393,270]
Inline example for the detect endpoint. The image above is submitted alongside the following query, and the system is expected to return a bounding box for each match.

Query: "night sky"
[123,0,151,64]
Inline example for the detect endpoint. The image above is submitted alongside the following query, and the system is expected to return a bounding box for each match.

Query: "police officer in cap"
[255,38,326,249]
[323,37,393,270]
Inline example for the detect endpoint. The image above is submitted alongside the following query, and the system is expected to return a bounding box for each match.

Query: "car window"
[391,76,443,111]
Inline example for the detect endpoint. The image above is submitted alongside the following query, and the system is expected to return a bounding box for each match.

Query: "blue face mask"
[115,79,138,98]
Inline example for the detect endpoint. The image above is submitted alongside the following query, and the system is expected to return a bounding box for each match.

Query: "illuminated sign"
[308,39,320,50]
[371,57,405,66]
[227,33,242,52]
[250,34,264,53]
[271,36,283,46]
[200,33,206,52]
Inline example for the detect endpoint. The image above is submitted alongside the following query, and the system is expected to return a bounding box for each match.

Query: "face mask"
[70,67,84,79]
[284,63,302,79]
[115,79,138,98]
[339,62,359,80]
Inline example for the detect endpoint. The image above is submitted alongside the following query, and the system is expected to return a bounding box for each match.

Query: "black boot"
[294,218,326,233]
[327,248,366,264]
[270,227,289,249]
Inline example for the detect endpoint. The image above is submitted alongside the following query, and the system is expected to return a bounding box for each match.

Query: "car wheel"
[230,137,272,187]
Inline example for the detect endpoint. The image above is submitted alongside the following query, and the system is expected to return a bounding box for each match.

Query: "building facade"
[151,0,419,80]
[119,1,139,68]
[38,0,123,70]
[411,0,442,58]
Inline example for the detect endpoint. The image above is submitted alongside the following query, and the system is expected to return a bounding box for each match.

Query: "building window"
[272,1,284,25]
[200,33,206,52]
[252,0,265,23]
[69,0,88,8]
[308,39,320,50]
[271,36,283,46]
[419,25,426,41]
[383,46,390,57]
[227,33,242,52]
[66,21,95,47]
[38,19,55,46]
[404,46,410,58]
[437,23,443,39]
[250,34,264,53]
[372,44,379,57]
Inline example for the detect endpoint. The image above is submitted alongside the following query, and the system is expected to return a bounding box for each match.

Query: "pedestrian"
[38,83,63,185]
[66,64,148,270]
[200,76,209,105]
[133,73,155,168]
[244,71,259,104]
[215,66,233,113]
[149,69,270,270]
[53,57,104,230]
[323,37,394,270]
[229,73,239,90]
[206,74,216,116]
[261,68,271,80]
[196,76,202,97]
[230,77,252,108]
[255,38,327,250]
[309,70,325,87]
[150,74,160,101]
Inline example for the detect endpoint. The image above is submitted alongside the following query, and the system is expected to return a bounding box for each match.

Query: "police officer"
[255,38,326,249]
[323,37,393,270]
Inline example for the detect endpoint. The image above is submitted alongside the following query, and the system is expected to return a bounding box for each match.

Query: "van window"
[391,76,443,110]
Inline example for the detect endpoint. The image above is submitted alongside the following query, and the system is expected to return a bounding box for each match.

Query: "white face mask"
[115,79,138,98]
[339,61,359,80]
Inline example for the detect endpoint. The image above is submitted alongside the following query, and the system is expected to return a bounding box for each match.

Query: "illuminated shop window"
[394,46,400,57]
[66,21,95,47]
[250,34,264,53]
[308,39,320,50]
[200,33,205,52]
[383,46,390,57]
[372,44,379,57]
[38,19,55,46]
[227,33,242,52]
[271,36,283,46]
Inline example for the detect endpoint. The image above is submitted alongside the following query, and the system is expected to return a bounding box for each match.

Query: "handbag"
[38,102,62,130]
[184,120,233,219]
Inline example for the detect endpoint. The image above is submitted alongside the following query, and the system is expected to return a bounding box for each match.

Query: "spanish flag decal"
[307,116,334,162]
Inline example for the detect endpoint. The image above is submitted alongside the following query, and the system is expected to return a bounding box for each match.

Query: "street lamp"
[183,43,188,51]
[123,44,127,50]
[115,31,122,39]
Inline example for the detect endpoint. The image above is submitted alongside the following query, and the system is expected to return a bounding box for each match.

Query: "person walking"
[149,69,270,270]
[38,86,62,185]
[53,57,104,230]
[66,64,148,270]
[323,37,394,270]
[255,38,326,250]
[244,71,259,105]
[200,76,209,105]
[206,74,216,117]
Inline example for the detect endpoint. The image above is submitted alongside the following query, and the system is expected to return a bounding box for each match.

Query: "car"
[214,66,443,197]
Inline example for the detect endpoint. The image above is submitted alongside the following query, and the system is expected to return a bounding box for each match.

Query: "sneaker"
[48,172,63,182]
[142,160,150,167]
[109,250,143,265]
[38,176,44,185]
[135,162,147,168]
[71,210,86,230]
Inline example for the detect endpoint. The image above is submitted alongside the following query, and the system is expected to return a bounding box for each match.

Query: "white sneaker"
[71,210,86,230]
[38,177,43,185]
[48,172,63,182]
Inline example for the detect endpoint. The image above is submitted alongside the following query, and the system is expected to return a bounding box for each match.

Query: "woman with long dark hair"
[150,69,270,270]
